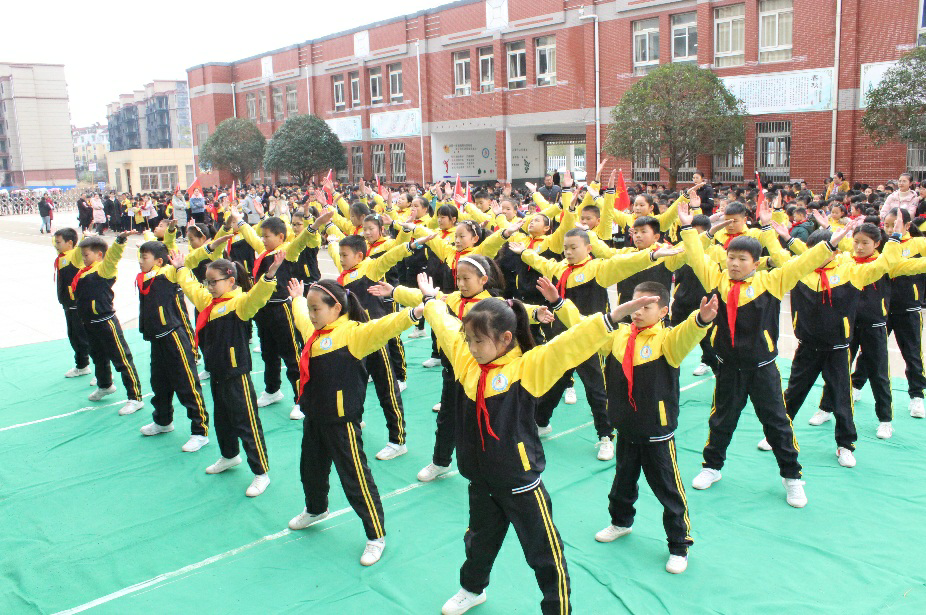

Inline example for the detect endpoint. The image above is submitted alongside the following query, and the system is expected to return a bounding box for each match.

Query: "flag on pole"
[466,182,473,204]
[229,180,236,206]
[615,170,630,211]
[186,177,202,198]
[322,169,334,204]
[756,172,766,209]
[453,175,464,200]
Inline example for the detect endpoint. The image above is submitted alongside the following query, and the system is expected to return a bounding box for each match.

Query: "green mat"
[1,329,925,614]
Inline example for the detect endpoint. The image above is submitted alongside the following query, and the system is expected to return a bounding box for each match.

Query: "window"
[333,75,345,110]
[369,68,383,105]
[671,13,698,62]
[371,143,386,178]
[272,86,284,120]
[633,19,660,75]
[506,41,527,90]
[756,121,791,183]
[759,0,793,63]
[139,165,178,191]
[920,0,926,46]
[676,155,697,183]
[453,51,471,96]
[908,143,926,182]
[196,123,209,146]
[350,72,360,107]
[253,167,261,181]
[632,142,661,183]
[286,84,298,115]
[258,90,268,122]
[391,143,406,183]
[351,146,363,180]
[479,47,494,93]
[713,148,744,183]
[389,63,403,102]
[714,4,745,67]
[535,36,556,86]
[185,165,195,187]
[246,93,256,120]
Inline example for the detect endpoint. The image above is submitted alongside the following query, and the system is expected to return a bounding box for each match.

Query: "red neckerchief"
[366,239,385,258]
[556,259,590,297]
[789,221,802,233]
[440,229,452,240]
[54,252,64,281]
[451,249,471,282]
[352,225,362,236]
[224,232,237,256]
[526,237,543,250]
[475,363,503,451]
[456,296,480,320]
[69,264,94,297]
[136,271,155,296]
[298,327,332,398]
[726,280,745,347]
[622,323,656,412]
[252,249,274,280]
[815,266,833,305]
[194,297,231,347]
[337,265,358,286]
[722,232,744,250]
[854,254,879,289]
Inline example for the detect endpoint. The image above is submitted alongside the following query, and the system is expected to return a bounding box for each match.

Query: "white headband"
[457,256,487,277]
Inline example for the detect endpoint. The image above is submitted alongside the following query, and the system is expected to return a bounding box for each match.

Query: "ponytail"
[462,297,535,355]
[207,258,252,291]
[308,279,369,323]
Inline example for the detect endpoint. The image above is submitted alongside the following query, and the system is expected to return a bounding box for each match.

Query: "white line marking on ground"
[0,394,154,432]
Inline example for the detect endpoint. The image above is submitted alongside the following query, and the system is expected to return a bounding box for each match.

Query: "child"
[290,210,322,291]
[285,279,422,567]
[73,233,145,416]
[132,241,210,452]
[53,228,91,379]
[169,250,284,497]
[421,275,659,615]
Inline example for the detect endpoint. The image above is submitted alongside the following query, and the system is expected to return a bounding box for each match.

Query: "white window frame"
[371,143,386,178]
[258,90,268,122]
[506,41,527,90]
[369,68,383,105]
[351,146,363,180]
[246,93,256,120]
[920,0,926,46]
[535,36,556,86]
[713,147,744,183]
[671,13,698,63]
[453,51,471,96]
[349,72,361,108]
[272,86,284,120]
[286,84,298,115]
[196,123,209,146]
[632,142,661,183]
[479,47,494,93]
[390,143,406,183]
[633,19,661,76]
[333,75,345,110]
[759,0,793,63]
[389,63,403,103]
[714,4,746,68]
[755,121,791,183]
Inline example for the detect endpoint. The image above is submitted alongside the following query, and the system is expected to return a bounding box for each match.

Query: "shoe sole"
[289,513,329,530]
[443,594,487,615]
[141,427,174,436]
[692,476,721,490]
[418,468,451,482]
[206,461,241,474]
[376,448,408,461]
[595,531,631,543]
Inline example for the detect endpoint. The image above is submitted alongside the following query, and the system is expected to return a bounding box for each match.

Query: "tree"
[604,63,746,190]
[198,118,266,185]
[862,46,926,146]
[262,114,346,184]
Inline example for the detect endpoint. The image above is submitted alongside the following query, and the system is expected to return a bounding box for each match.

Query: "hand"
[454,193,467,206]
[412,304,425,319]
[507,241,526,255]
[893,212,905,235]
[698,294,719,323]
[562,170,573,189]
[677,200,693,227]
[368,282,395,297]
[314,188,326,204]
[607,169,617,190]
[525,182,537,194]
[652,246,684,260]
[587,184,600,200]
[757,199,772,226]
[311,210,334,231]
[830,219,857,246]
[227,208,242,226]
[412,232,439,249]
[536,277,560,302]
[287,278,304,298]
[433,184,443,199]
[167,220,177,233]
[535,306,555,324]
[596,157,608,182]
[812,208,830,229]
[399,222,415,233]
[708,211,726,225]
[380,213,393,227]
[505,220,523,238]
[167,250,185,268]
[772,192,783,211]
[416,272,438,297]
[708,219,734,236]
[117,231,133,241]
[491,200,502,216]
[610,295,661,322]
[769,220,791,241]
[266,251,285,278]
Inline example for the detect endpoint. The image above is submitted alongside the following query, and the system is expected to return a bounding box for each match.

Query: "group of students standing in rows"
[49,163,926,614]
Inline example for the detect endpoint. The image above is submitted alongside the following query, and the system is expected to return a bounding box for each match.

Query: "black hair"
[78,236,108,255]
[794,206,807,216]
[363,213,384,232]
[340,234,368,254]
[725,201,747,217]
[54,227,78,245]
[632,215,660,234]
[473,190,489,201]
[261,216,287,237]
[854,222,884,247]
[139,241,169,262]
[564,227,591,245]
[456,254,506,295]
[831,203,847,217]
[207,258,252,291]
[806,229,833,248]
[349,202,372,220]
[186,223,214,240]
[633,281,670,308]
[726,236,761,260]
[462,297,535,355]
[308,279,368,323]
[457,219,486,244]
[291,211,306,222]
[411,195,432,216]
[636,193,656,208]
[436,204,460,221]
[581,204,601,219]
[691,214,711,230]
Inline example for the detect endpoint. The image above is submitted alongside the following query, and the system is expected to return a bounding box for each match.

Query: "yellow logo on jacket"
[320,337,333,350]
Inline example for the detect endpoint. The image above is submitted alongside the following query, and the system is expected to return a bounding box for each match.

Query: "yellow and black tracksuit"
[424,298,617,615]
[70,237,142,401]
[670,259,719,371]
[55,245,90,370]
[136,265,208,436]
[291,305,419,540]
[680,226,836,479]
[176,267,276,475]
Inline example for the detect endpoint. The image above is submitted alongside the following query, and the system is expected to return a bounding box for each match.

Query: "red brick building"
[186,0,926,190]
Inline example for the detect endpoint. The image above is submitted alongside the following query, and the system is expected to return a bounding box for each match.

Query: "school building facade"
[186,0,926,190]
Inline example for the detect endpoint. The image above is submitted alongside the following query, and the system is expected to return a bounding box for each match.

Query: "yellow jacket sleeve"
[551,298,583,328]
[589,234,618,259]
[531,192,551,208]
[237,222,266,253]
[681,227,723,292]
[393,285,425,307]
[426,235,455,263]
[291,295,312,339]
[98,239,126,279]
[891,255,926,277]
[237,275,277,320]
[655,195,685,231]
[849,237,901,287]
[598,194,615,241]
[594,249,658,288]
[335,195,350,218]
[519,313,611,397]
[64,245,83,268]
[475,230,506,258]
[347,309,419,358]
[423,299,473,374]
[327,239,342,271]
[185,244,223,269]
[175,266,213,311]
[363,244,413,280]
[662,311,711,368]
[463,203,493,226]
[765,240,835,299]
[163,227,178,252]
[283,227,319,261]
[521,250,565,280]
[331,211,353,235]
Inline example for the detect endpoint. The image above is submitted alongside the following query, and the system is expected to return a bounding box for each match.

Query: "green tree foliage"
[862,47,926,146]
[262,114,346,184]
[604,63,746,189]
[198,119,266,185]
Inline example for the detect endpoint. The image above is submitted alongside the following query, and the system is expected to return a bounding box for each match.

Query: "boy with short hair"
[53,228,91,379]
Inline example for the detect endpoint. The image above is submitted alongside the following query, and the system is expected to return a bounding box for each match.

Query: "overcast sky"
[3,0,441,127]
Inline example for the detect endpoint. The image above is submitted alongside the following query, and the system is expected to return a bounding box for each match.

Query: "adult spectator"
[880,172,919,219]
[38,194,52,234]
[538,174,561,203]
[77,193,92,231]
[692,170,714,215]
[104,191,119,231]
[826,171,850,199]
[189,188,206,224]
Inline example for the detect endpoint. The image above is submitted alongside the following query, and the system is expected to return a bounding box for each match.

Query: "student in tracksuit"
[131,241,209,453]
[285,279,422,568]
[422,283,659,615]
[73,233,144,416]
[52,228,91,379]
[170,250,284,498]
[677,193,855,507]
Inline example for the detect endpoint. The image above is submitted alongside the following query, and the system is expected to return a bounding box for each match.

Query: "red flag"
[453,175,464,200]
[322,169,334,204]
[466,182,473,204]
[186,177,202,198]
[615,170,630,211]
[229,180,236,206]
[755,172,766,209]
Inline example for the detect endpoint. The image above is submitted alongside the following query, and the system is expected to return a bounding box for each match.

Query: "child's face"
[456,263,488,298]
[527,215,549,236]
[81,248,103,267]
[725,250,758,280]
[350,213,363,228]
[409,203,424,219]
[632,196,653,217]
[291,218,305,235]
[455,224,479,251]
[204,267,235,298]
[187,230,206,249]
[563,235,591,265]
[339,246,364,271]
[579,210,600,230]
[475,197,490,212]
[884,214,909,234]
[363,221,382,243]
[463,321,512,365]
[154,220,168,238]
[630,291,668,328]
[53,236,73,253]
[853,233,878,259]
[793,212,806,223]
[261,229,285,251]
[138,252,162,273]
[725,213,747,234]
[306,290,342,329]
[501,202,517,221]
[633,225,659,249]
[438,215,455,231]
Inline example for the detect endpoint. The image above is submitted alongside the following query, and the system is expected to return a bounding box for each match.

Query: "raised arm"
[662,298,716,368]
[422,298,474,374]
[520,313,612,397]
[347,309,420,358]
[364,243,413,280]
[850,233,902,287]
[594,249,662,288]
[475,229,507,258]
[171,260,213,311]
[236,220,266,253]
[680,226,720,292]
[98,235,128,279]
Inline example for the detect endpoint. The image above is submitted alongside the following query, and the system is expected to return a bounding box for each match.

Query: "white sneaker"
[666,554,688,574]
[289,508,329,530]
[422,357,441,368]
[398,380,407,393]
[876,422,893,439]
[808,410,832,426]
[441,588,487,615]
[537,424,553,437]
[140,422,173,436]
[246,473,270,497]
[360,538,385,566]
[359,420,366,429]
[910,398,925,418]
[409,328,428,339]
[198,370,210,381]
[852,388,863,402]
[376,443,408,460]
[182,435,209,452]
[417,463,451,482]
[757,437,772,451]
[256,390,284,407]
[564,387,577,405]
[87,385,117,401]
[692,363,710,376]
[65,366,92,378]
[119,400,145,416]
[90,377,97,386]
[783,478,808,508]
[595,525,632,542]
[596,437,614,461]
[692,468,722,490]
[254,344,261,353]
[836,447,856,468]
[205,455,242,474]
[290,404,305,420]
[433,402,441,413]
